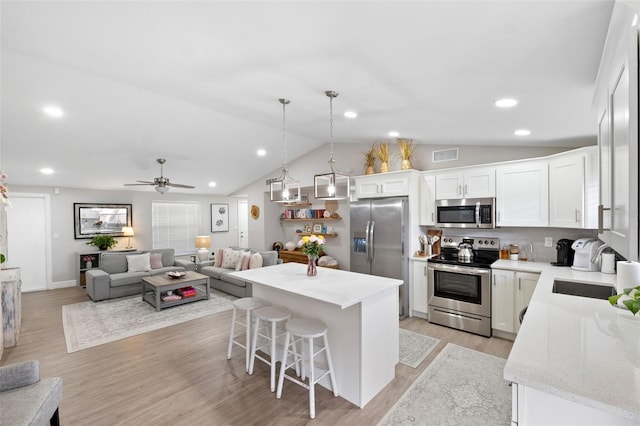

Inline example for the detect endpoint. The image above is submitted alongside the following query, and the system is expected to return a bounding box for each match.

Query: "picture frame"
[211,203,229,233]
[312,223,323,233]
[300,193,309,204]
[74,203,132,239]
[304,225,312,233]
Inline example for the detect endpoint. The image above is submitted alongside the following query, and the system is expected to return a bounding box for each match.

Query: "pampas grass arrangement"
[363,145,378,175]
[377,143,391,173]
[397,138,415,170]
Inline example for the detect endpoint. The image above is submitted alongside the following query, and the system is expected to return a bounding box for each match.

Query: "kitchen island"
[230,262,403,408]
[496,260,640,425]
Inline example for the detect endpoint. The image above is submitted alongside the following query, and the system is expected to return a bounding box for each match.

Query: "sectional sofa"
[85,248,195,301]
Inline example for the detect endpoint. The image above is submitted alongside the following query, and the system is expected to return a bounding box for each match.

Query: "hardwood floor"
[2,287,513,425]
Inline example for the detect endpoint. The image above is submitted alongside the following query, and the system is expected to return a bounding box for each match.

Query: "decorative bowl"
[166,271,186,279]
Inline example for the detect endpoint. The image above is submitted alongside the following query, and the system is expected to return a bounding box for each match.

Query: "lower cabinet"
[411,260,428,318]
[491,269,539,337]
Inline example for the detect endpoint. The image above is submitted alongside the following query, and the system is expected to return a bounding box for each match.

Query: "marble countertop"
[230,262,402,309]
[496,260,640,422]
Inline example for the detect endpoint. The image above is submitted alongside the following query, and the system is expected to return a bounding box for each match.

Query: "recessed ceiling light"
[388,131,400,137]
[208,181,217,188]
[495,99,518,108]
[42,105,64,118]
[257,149,266,156]
[514,129,531,136]
[344,111,358,119]
[40,168,54,175]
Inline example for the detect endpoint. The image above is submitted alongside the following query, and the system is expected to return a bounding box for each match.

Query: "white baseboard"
[50,280,76,290]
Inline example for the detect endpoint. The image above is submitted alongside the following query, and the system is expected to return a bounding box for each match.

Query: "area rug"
[379,343,511,426]
[62,291,235,353]
[399,328,440,368]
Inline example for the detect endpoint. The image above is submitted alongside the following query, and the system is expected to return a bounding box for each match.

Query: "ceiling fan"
[124,158,195,194]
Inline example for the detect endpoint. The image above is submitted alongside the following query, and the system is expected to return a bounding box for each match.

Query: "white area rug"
[399,328,440,368]
[62,291,234,353]
[379,343,511,426]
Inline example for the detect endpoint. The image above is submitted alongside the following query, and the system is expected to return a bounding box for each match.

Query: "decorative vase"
[307,255,318,277]
[86,260,92,269]
[401,159,412,170]
[365,165,375,175]
[379,162,390,173]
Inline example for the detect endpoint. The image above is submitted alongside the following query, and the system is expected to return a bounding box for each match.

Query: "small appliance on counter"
[551,238,575,267]
[571,238,601,271]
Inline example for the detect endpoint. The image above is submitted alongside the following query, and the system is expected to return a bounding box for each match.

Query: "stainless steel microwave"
[436,198,495,228]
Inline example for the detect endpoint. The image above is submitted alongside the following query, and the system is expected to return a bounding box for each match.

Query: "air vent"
[432,148,459,163]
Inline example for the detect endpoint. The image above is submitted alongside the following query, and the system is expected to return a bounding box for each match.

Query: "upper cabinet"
[548,147,599,229]
[419,172,436,226]
[496,160,549,227]
[353,170,417,199]
[435,166,495,199]
[593,3,639,260]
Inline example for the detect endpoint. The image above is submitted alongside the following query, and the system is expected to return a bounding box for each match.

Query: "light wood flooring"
[1,287,513,425]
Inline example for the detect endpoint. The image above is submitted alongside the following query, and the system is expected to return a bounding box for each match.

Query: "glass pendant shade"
[270,98,301,203]
[314,90,350,200]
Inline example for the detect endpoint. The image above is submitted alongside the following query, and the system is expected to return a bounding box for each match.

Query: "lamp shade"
[195,235,211,249]
[121,226,135,237]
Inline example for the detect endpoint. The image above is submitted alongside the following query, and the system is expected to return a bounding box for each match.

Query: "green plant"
[609,286,640,315]
[0,253,5,264]
[87,235,118,250]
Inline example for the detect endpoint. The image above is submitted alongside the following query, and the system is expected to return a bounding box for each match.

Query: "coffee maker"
[551,239,575,266]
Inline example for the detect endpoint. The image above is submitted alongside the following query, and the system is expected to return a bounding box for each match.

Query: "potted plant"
[363,144,378,175]
[87,235,118,251]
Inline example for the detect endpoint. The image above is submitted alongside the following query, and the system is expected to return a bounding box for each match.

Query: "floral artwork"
[0,170,10,205]
[211,203,229,232]
[298,234,326,258]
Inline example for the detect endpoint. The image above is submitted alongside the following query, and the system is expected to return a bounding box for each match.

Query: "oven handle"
[428,262,491,276]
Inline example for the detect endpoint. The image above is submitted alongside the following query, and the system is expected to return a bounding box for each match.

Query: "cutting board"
[427,229,442,255]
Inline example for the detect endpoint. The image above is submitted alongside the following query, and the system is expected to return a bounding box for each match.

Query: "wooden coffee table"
[141,271,209,312]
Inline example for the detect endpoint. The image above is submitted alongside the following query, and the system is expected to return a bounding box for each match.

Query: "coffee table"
[141,271,209,312]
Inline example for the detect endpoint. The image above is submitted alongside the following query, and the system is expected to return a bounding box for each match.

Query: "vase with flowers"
[298,234,326,277]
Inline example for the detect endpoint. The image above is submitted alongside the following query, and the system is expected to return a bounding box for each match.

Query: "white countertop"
[495,260,640,422]
[230,262,403,309]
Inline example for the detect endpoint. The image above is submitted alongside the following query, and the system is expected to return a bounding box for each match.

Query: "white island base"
[231,263,402,408]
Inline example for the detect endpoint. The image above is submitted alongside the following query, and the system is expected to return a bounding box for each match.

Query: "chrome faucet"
[591,243,611,263]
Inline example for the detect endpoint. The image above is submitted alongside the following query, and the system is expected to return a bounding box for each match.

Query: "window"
[151,201,200,254]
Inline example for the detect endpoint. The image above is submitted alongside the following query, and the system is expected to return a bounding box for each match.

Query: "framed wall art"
[74,203,132,239]
[211,203,229,232]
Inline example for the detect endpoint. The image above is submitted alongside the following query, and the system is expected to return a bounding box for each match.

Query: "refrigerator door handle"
[365,220,371,264]
[369,220,376,263]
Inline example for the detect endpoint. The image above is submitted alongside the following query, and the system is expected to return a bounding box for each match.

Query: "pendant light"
[269,98,301,203]
[314,90,350,200]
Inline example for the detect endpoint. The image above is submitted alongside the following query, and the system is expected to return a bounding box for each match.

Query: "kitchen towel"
[616,261,640,293]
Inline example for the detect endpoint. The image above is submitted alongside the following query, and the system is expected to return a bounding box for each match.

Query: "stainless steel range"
[427,235,499,337]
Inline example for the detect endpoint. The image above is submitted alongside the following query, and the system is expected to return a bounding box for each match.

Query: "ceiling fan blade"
[124,182,155,186]
[167,183,195,189]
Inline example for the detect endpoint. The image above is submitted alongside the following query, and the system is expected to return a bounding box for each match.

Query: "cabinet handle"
[575,209,580,223]
[518,278,521,291]
[423,266,427,276]
[431,212,434,222]
[598,204,611,234]
[464,184,468,195]
[458,185,462,196]
[497,211,500,222]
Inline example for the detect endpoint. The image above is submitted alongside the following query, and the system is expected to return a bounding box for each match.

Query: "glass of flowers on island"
[298,234,326,277]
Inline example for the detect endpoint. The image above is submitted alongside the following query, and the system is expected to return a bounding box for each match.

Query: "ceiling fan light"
[155,186,169,194]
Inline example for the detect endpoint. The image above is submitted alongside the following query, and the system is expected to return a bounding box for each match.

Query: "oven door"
[427,263,491,318]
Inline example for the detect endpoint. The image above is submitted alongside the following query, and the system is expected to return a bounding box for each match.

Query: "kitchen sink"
[552,280,617,300]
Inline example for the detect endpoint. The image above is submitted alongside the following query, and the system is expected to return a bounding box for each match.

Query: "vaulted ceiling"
[1,1,614,195]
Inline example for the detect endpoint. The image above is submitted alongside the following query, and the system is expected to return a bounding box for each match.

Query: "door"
[350,200,372,275]
[492,269,514,333]
[5,193,51,292]
[496,160,549,227]
[549,153,585,228]
[237,199,248,248]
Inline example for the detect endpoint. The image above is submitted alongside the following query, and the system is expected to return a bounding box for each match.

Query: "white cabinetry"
[548,147,599,229]
[353,170,415,199]
[593,4,638,261]
[496,160,548,227]
[435,166,495,200]
[491,268,539,337]
[419,173,436,226]
[411,260,428,317]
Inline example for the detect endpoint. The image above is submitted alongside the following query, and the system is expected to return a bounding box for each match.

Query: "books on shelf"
[177,286,197,298]
[162,294,182,302]
[284,208,328,220]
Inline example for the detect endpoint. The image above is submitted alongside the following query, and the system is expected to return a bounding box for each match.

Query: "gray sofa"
[85,248,196,301]
[199,248,280,298]
[0,360,63,426]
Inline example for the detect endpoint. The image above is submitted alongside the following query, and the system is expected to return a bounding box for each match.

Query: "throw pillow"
[221,248,243,269]
[235,251,249,271]
[150,252,163,269]
[214,248,224,267]
[249,252,263,269]
[241,252,252,270]
[127,253,151,272]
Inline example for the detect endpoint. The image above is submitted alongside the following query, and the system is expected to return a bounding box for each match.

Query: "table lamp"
[195,235,211,262]
[121,226,135,249]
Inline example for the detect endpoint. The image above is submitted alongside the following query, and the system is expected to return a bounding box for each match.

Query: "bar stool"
[227,297,267,372]
[249,305,292,392]
[276,317,338,419]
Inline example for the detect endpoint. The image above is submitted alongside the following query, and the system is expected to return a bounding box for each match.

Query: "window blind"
[151,201,200,255]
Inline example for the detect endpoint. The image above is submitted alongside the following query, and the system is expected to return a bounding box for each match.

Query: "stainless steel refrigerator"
[350,197,410,318]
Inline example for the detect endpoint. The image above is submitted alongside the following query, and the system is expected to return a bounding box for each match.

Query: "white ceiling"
[0,0,614,195]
